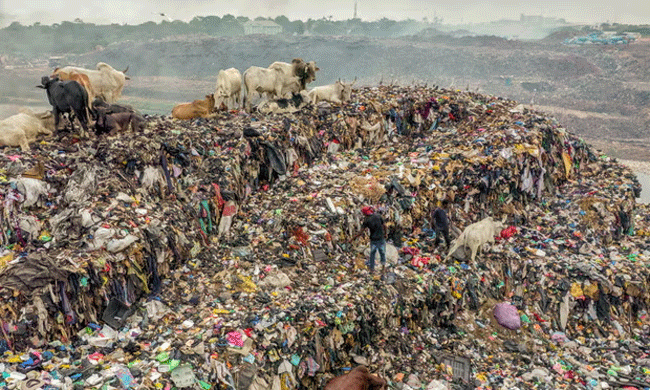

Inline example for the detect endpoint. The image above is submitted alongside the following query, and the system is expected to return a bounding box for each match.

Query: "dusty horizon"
[1,0,649,27]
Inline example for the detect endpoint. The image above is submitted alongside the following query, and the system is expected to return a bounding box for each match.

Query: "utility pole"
[354,1,358,19]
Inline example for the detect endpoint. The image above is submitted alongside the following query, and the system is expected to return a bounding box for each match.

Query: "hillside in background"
[0,14,572,57]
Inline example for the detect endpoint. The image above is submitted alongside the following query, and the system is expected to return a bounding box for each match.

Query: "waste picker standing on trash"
[350,206,387,273]
[431,199,452,251]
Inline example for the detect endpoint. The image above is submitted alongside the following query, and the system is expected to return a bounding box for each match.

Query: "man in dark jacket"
[351,206,386,272]
[431,200,452,249]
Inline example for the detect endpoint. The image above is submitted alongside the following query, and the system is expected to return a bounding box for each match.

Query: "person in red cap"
[350,206,386,273]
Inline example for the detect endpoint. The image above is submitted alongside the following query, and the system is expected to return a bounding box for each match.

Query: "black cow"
[276,91,306,109]
[37,76,89,134]
[91,97,140,135]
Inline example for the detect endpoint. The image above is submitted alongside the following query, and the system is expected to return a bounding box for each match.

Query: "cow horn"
[125,76,131,80]
[122,66,129,73]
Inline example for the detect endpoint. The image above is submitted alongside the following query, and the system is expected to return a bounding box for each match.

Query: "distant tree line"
[0,15,441,57]
[600,23,650,36]
[1,15,646,59]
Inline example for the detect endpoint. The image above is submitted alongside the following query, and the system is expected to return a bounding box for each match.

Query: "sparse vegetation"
[601,23,650,37]
[0,14,572,57]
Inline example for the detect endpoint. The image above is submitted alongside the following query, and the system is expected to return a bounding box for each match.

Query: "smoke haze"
[1,0,649,27]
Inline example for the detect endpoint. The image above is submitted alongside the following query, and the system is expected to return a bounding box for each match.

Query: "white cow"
[268,59,320,90]
[308,79,356,105]
[214,68,242,110]
[54,62,128,103]
[242,66,301,112]
[0,108,54,151]
[446,216,506,262]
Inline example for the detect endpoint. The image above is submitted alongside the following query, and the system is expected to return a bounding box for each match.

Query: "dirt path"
[533,105,625,120]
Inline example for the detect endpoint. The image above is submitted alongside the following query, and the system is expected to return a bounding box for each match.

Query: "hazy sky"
[1,0,648,27]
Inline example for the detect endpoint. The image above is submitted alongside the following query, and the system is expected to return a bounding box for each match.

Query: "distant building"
[243,20,283,35]
[520,14,544,24]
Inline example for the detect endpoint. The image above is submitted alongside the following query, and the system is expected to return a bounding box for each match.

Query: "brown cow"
[94,109,145,136]
[51,68,95,110]
[324,366,387,390]
[171,94,215,120]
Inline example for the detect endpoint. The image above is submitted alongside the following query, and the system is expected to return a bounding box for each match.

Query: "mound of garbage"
[1,85,649,390]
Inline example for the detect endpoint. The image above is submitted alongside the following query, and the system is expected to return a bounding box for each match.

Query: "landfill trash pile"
[1,85,650,389]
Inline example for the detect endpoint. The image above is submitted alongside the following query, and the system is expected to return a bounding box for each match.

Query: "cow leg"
[53,107,61,131]
[74,108,89,138]
[68,111,77,133]
[446,238,461,260]
[252,91,263,110]
[80,111,89,136]
[274,85,283,101]
[470,243,479,263]
[19,133,30,152]
[109,123,121,136]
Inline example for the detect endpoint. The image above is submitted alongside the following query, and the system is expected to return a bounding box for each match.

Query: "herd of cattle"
[0,59,357,151]
[174,58,356,118]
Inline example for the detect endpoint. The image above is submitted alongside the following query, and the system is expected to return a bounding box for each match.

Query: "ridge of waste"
[1,85,649,389]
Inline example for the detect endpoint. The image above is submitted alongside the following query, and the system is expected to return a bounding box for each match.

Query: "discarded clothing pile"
[0,85,649,390]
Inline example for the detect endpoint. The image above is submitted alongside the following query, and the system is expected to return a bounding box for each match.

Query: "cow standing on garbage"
[214,67,242,110]
[446,216,505,262]
[37,75,90,135]
[51,69,95,110]
[94,110,146,136]
[53,62,129,104]
[242,66,302,111]
[268,58,320,90]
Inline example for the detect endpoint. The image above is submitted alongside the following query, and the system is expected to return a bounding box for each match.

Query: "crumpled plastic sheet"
[493,302,521,330]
